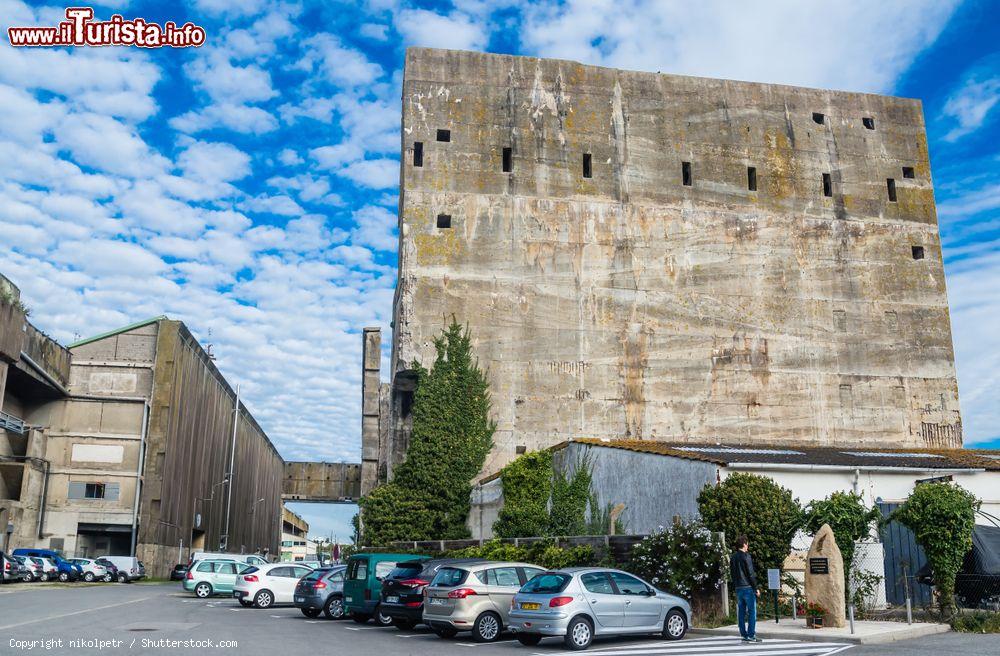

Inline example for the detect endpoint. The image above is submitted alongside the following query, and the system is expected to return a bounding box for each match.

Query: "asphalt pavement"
[0,582,994,656]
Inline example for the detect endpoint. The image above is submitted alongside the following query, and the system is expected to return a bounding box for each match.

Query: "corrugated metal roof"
[67,315,167,348]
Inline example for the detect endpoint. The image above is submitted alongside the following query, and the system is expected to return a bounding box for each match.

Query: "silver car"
[508,568,690,650]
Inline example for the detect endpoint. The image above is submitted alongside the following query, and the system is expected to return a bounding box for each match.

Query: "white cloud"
[170,104,279,135]
[277,149,302,166]
[360,23,389,41]
[394,8,488,51]
[186,51,278,104]
[240,193,305,217]
[56,113,169,177]
[518,0,959,93]
[52,239,168,276]
[178,141,253,184]
[350,205,398,252]
[942,76,1000,142]
[294,34,384,87]
[336,158,399,189]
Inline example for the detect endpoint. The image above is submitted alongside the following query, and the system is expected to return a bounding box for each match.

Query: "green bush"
[697,472,803,570]
[548,459,592,536]
[951,611,1000,633]
[447,538,597,570]
[628,520,727,598]
[891,482,979,616]
[360,320,496,543]
[803,491,881,573]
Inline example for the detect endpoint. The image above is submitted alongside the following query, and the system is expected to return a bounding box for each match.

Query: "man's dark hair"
[734,535,748,550]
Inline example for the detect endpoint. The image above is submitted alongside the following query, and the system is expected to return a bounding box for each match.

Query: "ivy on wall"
[358,320,496,545]
[493,451,621,538]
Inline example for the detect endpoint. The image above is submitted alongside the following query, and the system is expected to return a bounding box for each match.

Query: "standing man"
[730,535,762,643]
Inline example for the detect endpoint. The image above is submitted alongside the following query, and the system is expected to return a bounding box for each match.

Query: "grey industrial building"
[1,274,284,576]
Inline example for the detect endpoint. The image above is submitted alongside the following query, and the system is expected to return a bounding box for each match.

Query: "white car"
[34,557,59,581]
[15,556,42,581]
[69,558,109,583]
[233,563,313,609]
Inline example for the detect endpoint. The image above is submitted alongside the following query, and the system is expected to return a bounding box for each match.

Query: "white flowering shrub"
[628,520,727,598]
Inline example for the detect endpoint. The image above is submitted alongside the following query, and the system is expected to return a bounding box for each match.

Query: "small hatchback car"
[423,561,547,642]
[184,559,249,598]
[508,568,690,650]
[233,563,313,608]
[294,565,347,619]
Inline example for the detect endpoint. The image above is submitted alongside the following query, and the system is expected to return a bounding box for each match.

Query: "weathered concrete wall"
[282,461,360,501]
[361,327,381,493]
[138,320,284,576]
[392,48,962,477]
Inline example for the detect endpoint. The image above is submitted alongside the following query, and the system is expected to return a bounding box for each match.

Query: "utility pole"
[222,384,240,551]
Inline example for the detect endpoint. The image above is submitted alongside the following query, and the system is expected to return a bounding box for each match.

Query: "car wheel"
[323,596,345,620]
[516,634,542,646]
[662,609,687,640]
[254,590,274,609]
[22,573,32,583]
[374,606,393,627]
[40,573,49,582]
[472,612,502,642]
[84,573,95,583]
[352,613,371,624]
[564,617,593,651]
[58,572,70,582]
[117,574,128,583]
[195,582,213,599]
[433,626,458,639]
[392,618,417,630]
[102,573,113,583]
[301,608,321,618]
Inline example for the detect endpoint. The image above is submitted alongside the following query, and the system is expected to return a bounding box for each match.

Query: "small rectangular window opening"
[682,161,692,186]
[436,129,451,142]
[822,173,832,197]
[412,141,423,167]
[747,166,757,192]
[902,166,914,179]
[911,245,925,260]
[502,147,512,173]
[887,178,897,202]
[862,117,875,130]
[515,445,527,455]
[582,153,592,178]
[812,112,825,125]
[437,214,452,229]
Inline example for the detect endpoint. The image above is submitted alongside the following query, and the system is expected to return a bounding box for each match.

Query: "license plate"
[520,602,541,610]
[233,592,240,598]
[386,596,399,603]
[345,596,352,603]
[295,597,304,603]
[429,598,446,605]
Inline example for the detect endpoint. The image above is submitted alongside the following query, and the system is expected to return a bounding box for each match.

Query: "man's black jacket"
[730,550,758,589]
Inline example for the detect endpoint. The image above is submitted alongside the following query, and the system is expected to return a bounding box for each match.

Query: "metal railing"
[0,409,26,434]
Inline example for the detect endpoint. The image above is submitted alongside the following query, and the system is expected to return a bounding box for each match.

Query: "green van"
[344,553,428,625]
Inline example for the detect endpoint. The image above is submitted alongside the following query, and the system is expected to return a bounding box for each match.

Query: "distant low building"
[280,505,316,562]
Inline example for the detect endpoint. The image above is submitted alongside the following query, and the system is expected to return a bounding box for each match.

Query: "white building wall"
[719,465,1000,524]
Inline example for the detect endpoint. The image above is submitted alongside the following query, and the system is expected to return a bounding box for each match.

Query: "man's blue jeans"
[736,586,757,639]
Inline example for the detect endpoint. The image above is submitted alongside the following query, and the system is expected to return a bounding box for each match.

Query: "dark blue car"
[13,549,82,582]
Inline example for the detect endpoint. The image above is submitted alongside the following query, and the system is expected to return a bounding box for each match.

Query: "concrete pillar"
[360,328,381,495]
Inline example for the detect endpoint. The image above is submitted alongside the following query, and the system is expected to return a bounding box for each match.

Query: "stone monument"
[804,523,846,627]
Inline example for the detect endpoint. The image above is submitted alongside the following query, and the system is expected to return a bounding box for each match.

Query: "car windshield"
[301,569,325,582]
[430,567,468,588]
[242,566,259,575]
[521,573,571,594]
[387,563,423,579]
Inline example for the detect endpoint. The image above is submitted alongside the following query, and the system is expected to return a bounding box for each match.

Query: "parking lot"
[0,582,993,656]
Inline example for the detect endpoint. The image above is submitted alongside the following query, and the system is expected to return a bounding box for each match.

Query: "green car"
[183,559,248,598]
[344,553,427,625]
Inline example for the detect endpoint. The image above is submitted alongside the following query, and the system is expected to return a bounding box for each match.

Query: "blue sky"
[1,1,998,540]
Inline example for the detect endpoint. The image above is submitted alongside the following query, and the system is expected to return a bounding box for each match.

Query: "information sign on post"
[767,568,781,623]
